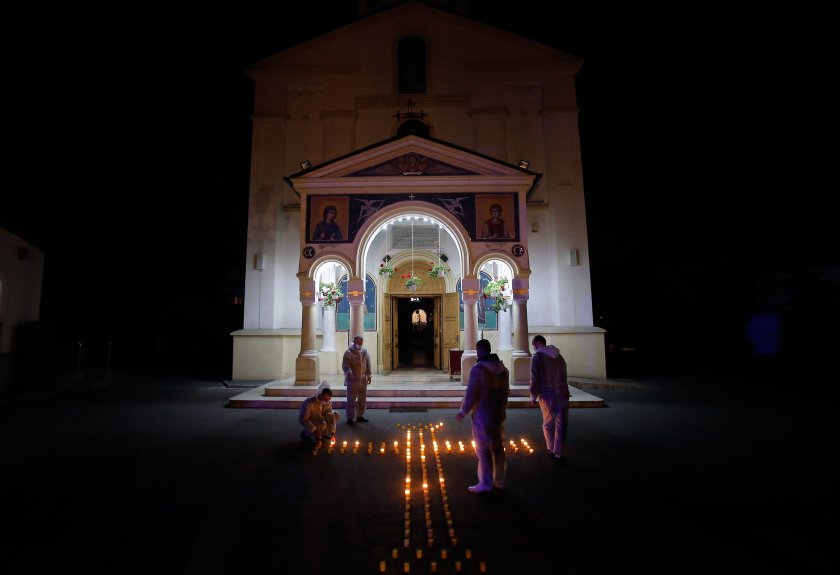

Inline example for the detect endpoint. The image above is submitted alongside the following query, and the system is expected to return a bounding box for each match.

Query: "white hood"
[537,345,561,359]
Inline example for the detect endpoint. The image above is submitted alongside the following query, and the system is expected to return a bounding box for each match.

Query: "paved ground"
[1,366,837,574]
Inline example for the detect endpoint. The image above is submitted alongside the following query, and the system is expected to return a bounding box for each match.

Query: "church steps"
[227,383,605,409]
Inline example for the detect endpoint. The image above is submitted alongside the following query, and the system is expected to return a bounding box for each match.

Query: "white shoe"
[467,484,493,493]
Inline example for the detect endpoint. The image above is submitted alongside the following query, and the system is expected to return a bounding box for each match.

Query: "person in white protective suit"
[342,335,372,423]
[529,335,571,463]
[299,386,338,443]
[456,339,510,493]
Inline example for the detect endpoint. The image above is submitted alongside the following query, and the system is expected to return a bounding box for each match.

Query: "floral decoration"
[428,263,450,277]
[401,272,422,289]
[378,263,396,278]
[318,281,343,308]
[482,277,511,312]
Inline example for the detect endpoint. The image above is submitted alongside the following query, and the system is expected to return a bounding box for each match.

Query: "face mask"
[354,343,361,350]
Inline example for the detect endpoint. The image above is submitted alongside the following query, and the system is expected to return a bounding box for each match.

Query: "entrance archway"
[394,295,438,369]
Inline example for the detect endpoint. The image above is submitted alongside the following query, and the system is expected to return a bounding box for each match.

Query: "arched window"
[364,274,377,331]
[398,35,426,94]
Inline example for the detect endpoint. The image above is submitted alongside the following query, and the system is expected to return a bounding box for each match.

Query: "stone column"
[460,276,481,384]
[322,306,337,351]
[510,276,531,386]
[497,296,513,351]
[296,276,320,386]
[347,276,366,341]
[320,266,337,352]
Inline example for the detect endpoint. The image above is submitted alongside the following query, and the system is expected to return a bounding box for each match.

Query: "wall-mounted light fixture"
[517,159,530,170]
[299,160,312,170]
[569,249,579,266]
[383,254,391,263]
[440,253,448,262]
[254,253,265,270]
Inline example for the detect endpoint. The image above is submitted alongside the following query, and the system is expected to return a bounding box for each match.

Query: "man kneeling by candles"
[299,386,338,443]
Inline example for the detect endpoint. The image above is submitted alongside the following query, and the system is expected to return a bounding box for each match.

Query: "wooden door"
[442,292,460,373]
[433,297,441,369]
[382,293,392,374]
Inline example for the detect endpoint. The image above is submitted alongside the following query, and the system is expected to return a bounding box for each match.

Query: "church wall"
[235,4,606,380]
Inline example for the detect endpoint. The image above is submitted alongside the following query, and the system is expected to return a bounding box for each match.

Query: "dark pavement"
[1,367,837,574]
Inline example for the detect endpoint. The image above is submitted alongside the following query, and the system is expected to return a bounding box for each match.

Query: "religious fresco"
[305,192,519,242]
[476,194,517,241]
[308,196,350,243]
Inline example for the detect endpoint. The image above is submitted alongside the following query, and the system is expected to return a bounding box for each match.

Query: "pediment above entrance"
[285,134,538,183]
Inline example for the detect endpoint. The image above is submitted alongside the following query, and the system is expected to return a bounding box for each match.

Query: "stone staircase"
[226,370,605,409]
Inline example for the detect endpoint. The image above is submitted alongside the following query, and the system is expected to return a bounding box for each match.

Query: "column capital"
[299,278,317,303]
[511,277,529,302]
[461,277,481,304]
[346,276,366,304]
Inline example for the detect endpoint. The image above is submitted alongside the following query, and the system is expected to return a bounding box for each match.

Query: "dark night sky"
[1,3,833,376]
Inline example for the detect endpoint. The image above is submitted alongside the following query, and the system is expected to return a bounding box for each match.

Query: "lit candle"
[415,549,422,559]
[380,560,386,572]
[403,561,410,573]
[480,561,487,572]
[430,560,438,572]
[451,537,458,546]
[455,560,462,571]
[404,538,410,548]
[440,549,447,559]
[465,549,472,559]
[392,548,399,559]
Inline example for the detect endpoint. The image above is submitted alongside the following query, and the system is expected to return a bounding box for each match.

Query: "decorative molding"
[467,107,509,117]
[465,60,582,74]
[247,65,362,80]
[355,94,471,109]
[540,106,580,115]
[320,110,359,119]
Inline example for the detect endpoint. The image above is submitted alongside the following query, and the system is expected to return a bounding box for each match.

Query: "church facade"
[231,2,606,384]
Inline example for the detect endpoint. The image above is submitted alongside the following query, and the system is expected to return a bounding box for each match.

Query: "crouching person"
[299,387,338,443]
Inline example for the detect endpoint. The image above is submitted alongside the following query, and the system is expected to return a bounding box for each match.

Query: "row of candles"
[310,422,533,571]
[312,434,535,458]
[378,423,487,573]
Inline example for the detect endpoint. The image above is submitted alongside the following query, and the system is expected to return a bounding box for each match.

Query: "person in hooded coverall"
[456,339,510,493]
[342,335,372,423]
[299,386,337,442]
[529,335,571,462]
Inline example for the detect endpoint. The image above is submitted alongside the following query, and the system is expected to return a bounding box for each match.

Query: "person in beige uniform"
[298,386,337,443]
[342,335,372,423]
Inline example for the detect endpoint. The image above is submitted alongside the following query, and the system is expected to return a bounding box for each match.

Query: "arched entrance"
[394,295,437,368]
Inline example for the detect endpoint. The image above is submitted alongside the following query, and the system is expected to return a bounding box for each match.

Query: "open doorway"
[395,296,436,368]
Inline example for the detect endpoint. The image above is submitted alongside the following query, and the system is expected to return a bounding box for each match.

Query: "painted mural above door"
[305,192,520,243]
[348,153,478,177]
